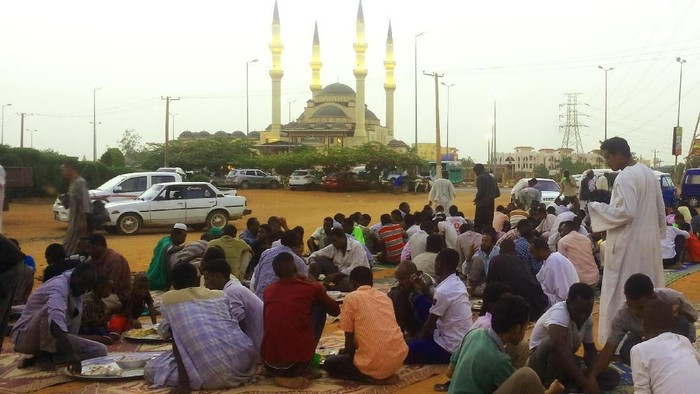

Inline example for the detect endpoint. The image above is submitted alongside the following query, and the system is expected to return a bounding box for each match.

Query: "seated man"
[435,213,459,250]
[557,221,599,287]
[535,206,557,238]
[400,220,434,262]
[308,228,370,292]
[377,214,407,264]
[528,283,619,393]
[405,249,472,364]
[207,224,252,280]
[449,295,563,394]
[87,234,131,312]
[487,239,549,321]
[43,243,79,283]
[631,298,700,394]
[252,230,309,299]
[531,237,579,307]
[7,238,35,305]
[465,233,500,297]
[307,217,334,252]
[145,263,257,391]
[12,263,107,371]
[146,223,188,290]
[388,261,435,339]
[202,258,264,353]
[239,217,260,245]
[587,273,699,386]
[661,220,690,269]
[175,229,221,265]
[324,267,407,384]
[412,234,442,277]
[262,252,340,389]
[513,222,539,275]
[457,221,482,266]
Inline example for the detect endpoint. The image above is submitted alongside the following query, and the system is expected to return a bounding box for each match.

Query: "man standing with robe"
[61,162,91,256]
[429,170,456,211]
[474,164,500,232]
[587,137,665,345]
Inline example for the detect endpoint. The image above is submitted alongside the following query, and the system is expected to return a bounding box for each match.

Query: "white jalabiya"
[536,252,580,307]
[588,163,665,344]
[429,178,456,209]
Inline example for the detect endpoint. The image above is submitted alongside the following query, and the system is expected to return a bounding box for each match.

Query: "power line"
[559,93,587,154]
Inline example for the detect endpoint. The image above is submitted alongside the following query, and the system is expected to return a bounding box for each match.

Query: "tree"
[118,129,142,165]
[533,164,549,178]
[558,156,592,175]
[100,148,125,167]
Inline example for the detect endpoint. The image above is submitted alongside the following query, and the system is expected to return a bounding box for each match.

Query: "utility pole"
[685,112,700,170]
[598,66,614,140]
[441,82,455,157]
[673,57,687,171]
[161,96,180,167]
[17,112,32,148]
[286,100,297,123]
[170,113,179,140]
[423,71,444,178]
[414,32,425,152]
[652,149,659,169]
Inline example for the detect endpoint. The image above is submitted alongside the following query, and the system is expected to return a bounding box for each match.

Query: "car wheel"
[117,213,142,235]
[689,197,699,207]
[207,210,229,229]
[269,181,279,189]
[240,181,250,189]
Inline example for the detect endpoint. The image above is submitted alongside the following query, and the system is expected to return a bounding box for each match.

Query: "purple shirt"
[12,270,82,336]
[252,245,309,299]
[223,280,264,354]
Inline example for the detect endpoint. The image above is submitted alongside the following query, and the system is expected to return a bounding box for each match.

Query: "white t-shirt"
[631,332,700,394]
[406,224,421,239]
[529,301,593,351]
[438,221,459,250]
[661,226,689,259]
[412,252,438,277]
[446,216,468,233]
[430,274,472,353]
[536,252,580,306]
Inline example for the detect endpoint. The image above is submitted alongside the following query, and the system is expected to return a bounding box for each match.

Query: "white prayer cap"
[173,223,188,231]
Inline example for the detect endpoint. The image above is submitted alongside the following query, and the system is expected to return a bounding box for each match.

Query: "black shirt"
[487,253,548,320]
[43,258,80,282]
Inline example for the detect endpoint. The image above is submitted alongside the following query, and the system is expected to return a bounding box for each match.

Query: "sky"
[1,0,699,166]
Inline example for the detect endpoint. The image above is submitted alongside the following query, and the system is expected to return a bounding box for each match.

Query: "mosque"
[258,1,406,149]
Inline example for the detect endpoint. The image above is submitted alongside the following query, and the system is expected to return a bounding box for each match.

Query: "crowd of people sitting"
[4,139,700,393]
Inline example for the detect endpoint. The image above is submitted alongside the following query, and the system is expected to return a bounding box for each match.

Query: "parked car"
[104,182,250,235]
[289,169,322,190]
[682,168,700,206]
[157,167,187,179]
[227,169,281,189]
[52,172,183,222]
[321,172,369,192]
[209,170,236,188]
[511,178,561,204]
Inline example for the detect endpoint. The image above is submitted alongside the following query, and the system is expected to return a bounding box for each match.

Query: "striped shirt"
[377,224,406,263]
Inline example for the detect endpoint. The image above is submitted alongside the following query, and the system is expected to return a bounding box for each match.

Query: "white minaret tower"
[269,1,284,141]
[384,22,396,139]
[310,21,322,99]
[353,0,367,140]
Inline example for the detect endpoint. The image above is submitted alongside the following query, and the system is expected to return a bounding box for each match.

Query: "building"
[258,1,406,148]
[494,146,604,173]
[415,143,459,162]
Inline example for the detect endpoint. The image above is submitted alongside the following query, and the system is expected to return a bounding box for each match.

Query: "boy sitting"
[121,273,157,330]
[79,275,119,344]
[324,266,407,384]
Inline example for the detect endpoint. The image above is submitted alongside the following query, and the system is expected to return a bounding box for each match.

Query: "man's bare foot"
[362,374,400,385]
[274,376,311,389]
[545,379,565,394]
[303,368,322,380]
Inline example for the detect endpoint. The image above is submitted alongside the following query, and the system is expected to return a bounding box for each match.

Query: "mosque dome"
[214,130,229,137]
[197,131,211,138]
[248,131,260,139]
[231,131,246,138]
[388,139,409,148]
[319,83,355,96]
[311,106,348,118]
[178,131,194,139]
[365,108,378,120]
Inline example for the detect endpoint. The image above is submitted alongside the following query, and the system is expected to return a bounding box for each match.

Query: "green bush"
[190,174,210,182]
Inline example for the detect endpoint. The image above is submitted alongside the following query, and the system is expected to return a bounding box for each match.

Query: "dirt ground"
[3,189,511,279]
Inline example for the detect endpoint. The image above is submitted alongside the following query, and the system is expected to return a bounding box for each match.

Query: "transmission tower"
[559,93,588,154]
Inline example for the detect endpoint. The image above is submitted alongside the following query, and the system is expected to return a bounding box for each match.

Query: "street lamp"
[27,129,37,148]
[676,57,686,127]
[486,134,492,166]
[92,87,102,161]
[170,113,179,140]
[246,58,259,135]
[414,32,426,152]
[287,100,297,123]
[673,57,687,171]
[598,65,614,140]
[1,103,11,145]
[441,82,455,157]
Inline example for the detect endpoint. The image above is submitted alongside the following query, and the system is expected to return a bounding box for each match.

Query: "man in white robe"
[587,137,665,345]
[428,171,456,211]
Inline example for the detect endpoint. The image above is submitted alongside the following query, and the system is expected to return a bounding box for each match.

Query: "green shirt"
[448,328,515,394]
[207,235,252,279]
[352,225,366,245]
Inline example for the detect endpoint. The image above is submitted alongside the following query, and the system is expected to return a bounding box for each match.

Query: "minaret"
[269,0,284,140]
[384,22,396,138]
[353,0,367,140]
[310,21,322,99]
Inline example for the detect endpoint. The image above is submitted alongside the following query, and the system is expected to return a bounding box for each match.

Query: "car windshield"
[292,171,308,176]
[226,170,236,177]
[96,176,126,191]
[534,180,560,192]
[139,184,166,200]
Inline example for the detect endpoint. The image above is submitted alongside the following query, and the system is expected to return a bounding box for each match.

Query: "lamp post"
[1,103,11,145]
[598,65,614,140]
[441,82,455,157]
[246,58,259,135]
[92,87,102,161]
[287,100,297,123]
[414,32,425,152]
[170,113,179,140]
[674,57,687,170]
[27,129,37,148]
[486,135,492,166]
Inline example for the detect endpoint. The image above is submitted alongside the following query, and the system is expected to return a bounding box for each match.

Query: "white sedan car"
[511,178,561,204]
[104,182,250,235]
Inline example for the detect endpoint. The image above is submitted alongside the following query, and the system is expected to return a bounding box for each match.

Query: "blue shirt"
[252,245,309,299]
[514,237,542,274]
[475,246,500,275]
[24,255,36,270]
[239,230,256,245]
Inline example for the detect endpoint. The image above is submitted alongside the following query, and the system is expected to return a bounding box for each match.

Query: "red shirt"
[377,224,406,263]
[262,277,340,363]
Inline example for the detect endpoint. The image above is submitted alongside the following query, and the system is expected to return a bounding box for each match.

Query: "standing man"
[519,179,542,210]
[474,164,500,232]
[429,170,456,212]
[61,161,91,256]
[588,137,666,345]
[558,170,577,202]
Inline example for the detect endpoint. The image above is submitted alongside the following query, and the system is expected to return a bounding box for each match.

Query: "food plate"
[64,352,162,380]
[123,324,167,341]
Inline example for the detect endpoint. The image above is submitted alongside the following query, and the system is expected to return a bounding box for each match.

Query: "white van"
[52,171,184,222]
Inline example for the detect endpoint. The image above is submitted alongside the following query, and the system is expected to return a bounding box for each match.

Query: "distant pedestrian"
[558,170,577,201]
[60,161,91,256]
[473,164,500,232]
[429,171,456,211]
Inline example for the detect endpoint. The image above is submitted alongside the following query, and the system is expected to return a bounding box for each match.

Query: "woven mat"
[664,262,700,285]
